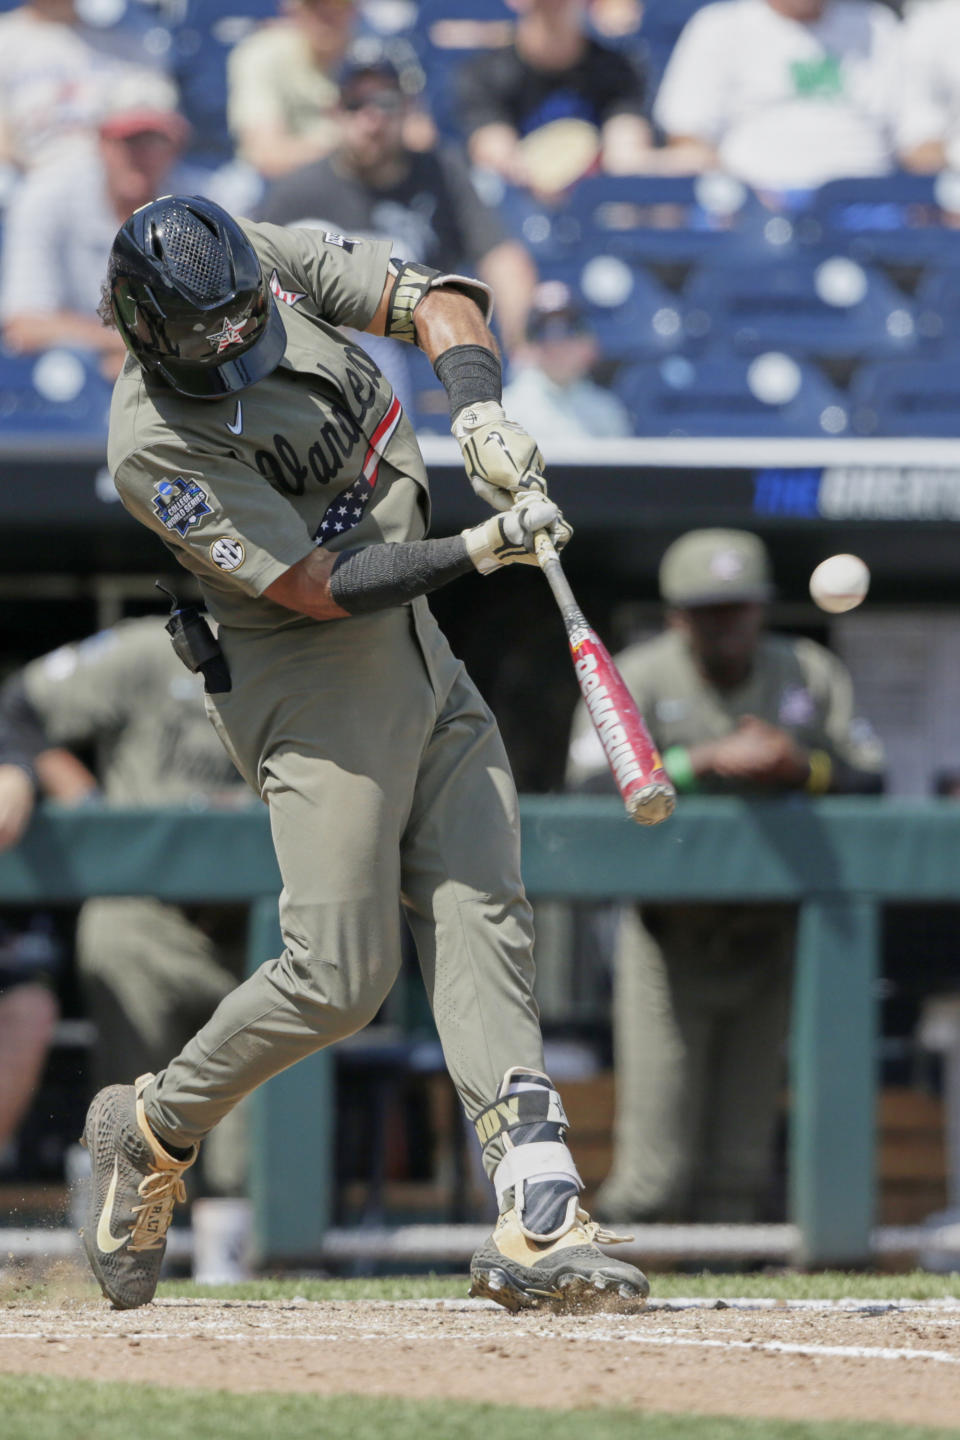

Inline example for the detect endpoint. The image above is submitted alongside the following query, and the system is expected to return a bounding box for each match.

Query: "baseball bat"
[534,529,676,826]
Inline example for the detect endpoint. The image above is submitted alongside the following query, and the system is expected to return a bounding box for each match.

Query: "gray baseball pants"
[598,902,795,1223]
[142,598,545,1177]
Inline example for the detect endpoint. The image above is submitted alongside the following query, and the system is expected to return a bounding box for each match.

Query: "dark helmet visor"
[155,292,287,398]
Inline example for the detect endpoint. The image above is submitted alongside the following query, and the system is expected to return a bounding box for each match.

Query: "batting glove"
[452,401,547,511]
[462,491,573,574]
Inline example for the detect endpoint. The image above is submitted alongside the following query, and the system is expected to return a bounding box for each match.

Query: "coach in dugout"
[566,528,885,1225]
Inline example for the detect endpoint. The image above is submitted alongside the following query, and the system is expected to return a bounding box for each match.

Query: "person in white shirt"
[898,0,960,172]
[0,0,173,172]
[653,0,904,197]
[0,82,187,371]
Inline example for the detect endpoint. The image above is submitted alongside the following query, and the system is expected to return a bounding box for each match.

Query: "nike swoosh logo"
[226,401,243,435]
[96,1157,129,1254]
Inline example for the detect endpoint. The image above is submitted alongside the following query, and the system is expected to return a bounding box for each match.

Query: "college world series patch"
[152,478,212,537]
[210,537,245,572]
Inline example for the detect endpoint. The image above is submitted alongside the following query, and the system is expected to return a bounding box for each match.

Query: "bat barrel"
[533,528,676,827]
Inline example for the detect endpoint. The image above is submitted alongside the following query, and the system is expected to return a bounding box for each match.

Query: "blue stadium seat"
[538,255,684,360]
[614,352,850,438]
[913,268,960,347]
[681,257,918,360]
[850,356,960,436]
[494,182,591,266]
[0,349,113,439]
[170,1,277,167]
[560,173,789,267]
[400,343,452,435]
[637,0,715,99]
[795,173,960,267]
[639,0,716,48]
[496,176,791,272]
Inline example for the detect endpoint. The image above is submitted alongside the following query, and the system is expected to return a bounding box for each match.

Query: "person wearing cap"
[0,0,175,173]
[0,76,188,371]
[258,40,536,359]
[502,281,631,438]
[226,0,356,180]
[566,528,884,1223]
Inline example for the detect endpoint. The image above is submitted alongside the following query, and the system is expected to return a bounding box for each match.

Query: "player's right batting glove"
[452,401,548,511]
[463,491,573,574]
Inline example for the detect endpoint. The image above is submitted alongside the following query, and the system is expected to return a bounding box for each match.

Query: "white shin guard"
[480,1067,583,1243]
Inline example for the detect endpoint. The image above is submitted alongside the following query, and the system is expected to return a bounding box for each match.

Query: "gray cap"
[659,529,773,608]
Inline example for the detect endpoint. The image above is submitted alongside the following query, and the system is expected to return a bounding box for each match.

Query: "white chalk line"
[151,1296,960,1315]
[2,1326,960,1367]
[612,1329,960,1367]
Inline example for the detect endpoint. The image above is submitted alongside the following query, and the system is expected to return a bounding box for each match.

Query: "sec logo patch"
[210,537,245,572]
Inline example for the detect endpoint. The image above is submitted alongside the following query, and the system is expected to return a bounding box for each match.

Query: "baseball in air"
[809,553,870,613]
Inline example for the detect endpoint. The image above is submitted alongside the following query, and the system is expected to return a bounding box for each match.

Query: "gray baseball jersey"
[108,222,428,631]
[567,628,884,792]
[22,618,243,804]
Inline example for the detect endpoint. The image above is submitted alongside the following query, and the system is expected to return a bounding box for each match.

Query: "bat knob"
[625,782,677,827]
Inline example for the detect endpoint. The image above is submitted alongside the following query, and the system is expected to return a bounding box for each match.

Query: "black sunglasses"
[341,90,405,114]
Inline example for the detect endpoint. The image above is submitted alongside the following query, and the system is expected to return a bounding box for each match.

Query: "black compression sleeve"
[433,344,502,420]
[329,537,475,615]
[0,675,47,770]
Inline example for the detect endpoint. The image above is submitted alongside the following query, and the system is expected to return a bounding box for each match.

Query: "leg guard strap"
[482,1068,582,1242]
[474,1066,569,1149]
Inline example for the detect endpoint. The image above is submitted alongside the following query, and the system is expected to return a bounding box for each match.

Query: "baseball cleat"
[81,1072,197,1310]
[469,1205,649,1313]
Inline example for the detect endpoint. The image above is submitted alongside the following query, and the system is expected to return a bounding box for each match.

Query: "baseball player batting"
[79,196,648,1314]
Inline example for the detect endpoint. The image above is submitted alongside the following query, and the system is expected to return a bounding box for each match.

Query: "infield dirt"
[1,1289,960,1428]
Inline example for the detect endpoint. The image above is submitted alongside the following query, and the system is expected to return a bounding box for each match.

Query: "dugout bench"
[1,795,955,1267]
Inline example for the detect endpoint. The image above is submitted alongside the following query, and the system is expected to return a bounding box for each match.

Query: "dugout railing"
[1,795,957,1268]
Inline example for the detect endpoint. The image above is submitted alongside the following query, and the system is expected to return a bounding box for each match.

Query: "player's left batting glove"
[452,401,548,511]
[463,491,573,574]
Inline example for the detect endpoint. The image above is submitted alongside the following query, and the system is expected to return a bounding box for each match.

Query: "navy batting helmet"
[106,194,286,399]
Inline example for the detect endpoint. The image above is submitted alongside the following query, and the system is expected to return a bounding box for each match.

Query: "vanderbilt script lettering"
[254,346,383,494]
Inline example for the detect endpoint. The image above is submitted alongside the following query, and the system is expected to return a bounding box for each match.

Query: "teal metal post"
[247,897,334,1262]
[790,896,879,1265]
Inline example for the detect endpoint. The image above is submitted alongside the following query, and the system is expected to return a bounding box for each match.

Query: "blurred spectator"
[0,744,101,1162]
[0,0,174,173]
[587,0,643,41]
[653,0,904,198]
[259,39,537,356]
[899,0,960,172]
[0,917,60,1165]
[0,619,253,1197]
[0,78,188,372]
[227,0,356,179]
[566,529,885,1223]
[502,280,631,437]
[456,0,655,194]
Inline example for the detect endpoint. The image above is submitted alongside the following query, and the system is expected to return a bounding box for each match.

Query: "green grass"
[152,1269,960,1304]
[3,1268,958,1307]
[1,1377,958,1440]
